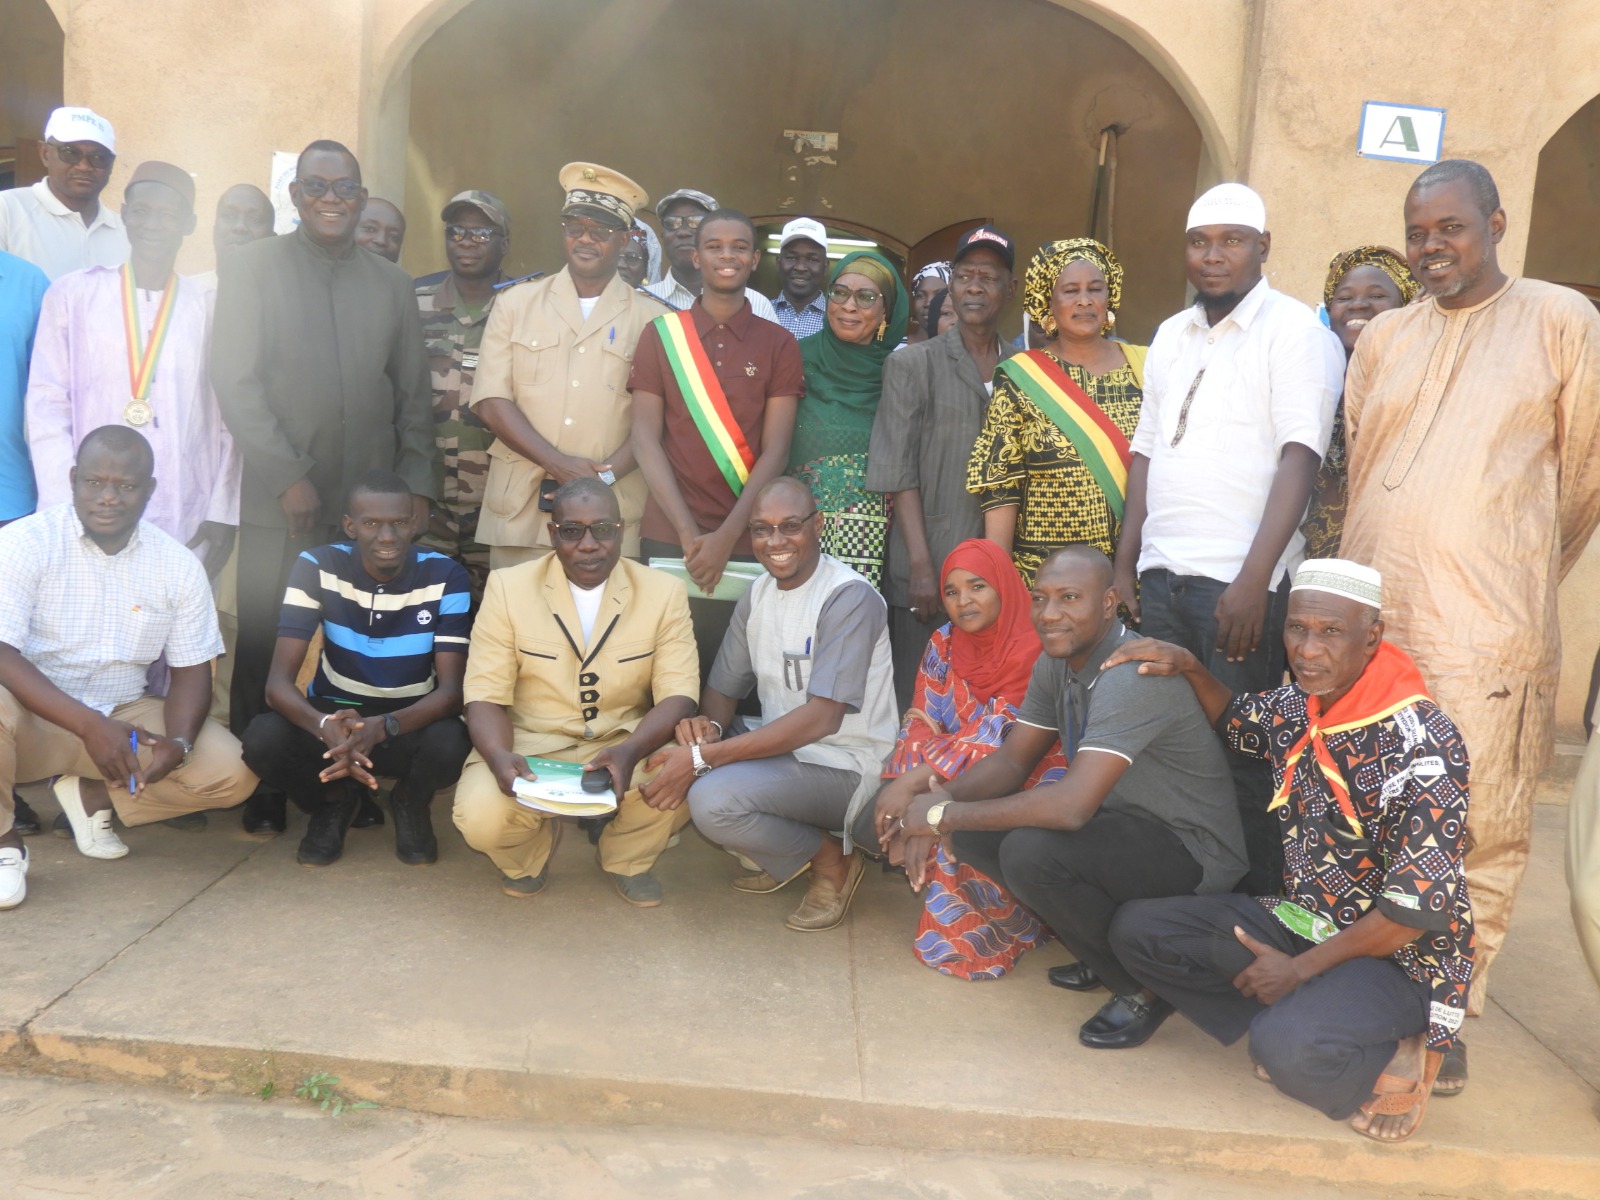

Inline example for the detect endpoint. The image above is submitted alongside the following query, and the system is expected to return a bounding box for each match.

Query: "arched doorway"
[1525,91,1600,297]
[0,0,64,189]
[397,0,1209,341]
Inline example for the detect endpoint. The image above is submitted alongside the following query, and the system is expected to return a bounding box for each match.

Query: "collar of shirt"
[293,222,358,262]
[30,179,122,233]
[347,543,420,593]
[68,507,144,559]
[431,271,507,322]
[647,273,696,309]
[1185,275,1271,334]
[690,295,756,340]
[1065,620,1130,686]
[773,291,826,317]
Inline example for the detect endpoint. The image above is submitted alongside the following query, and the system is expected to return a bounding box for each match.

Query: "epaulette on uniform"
[494,270,547,291]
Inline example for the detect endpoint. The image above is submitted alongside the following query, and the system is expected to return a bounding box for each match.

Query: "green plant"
[293,1071,378,1117]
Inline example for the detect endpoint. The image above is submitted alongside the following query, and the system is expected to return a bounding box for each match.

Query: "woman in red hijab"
[867,539,1065,978]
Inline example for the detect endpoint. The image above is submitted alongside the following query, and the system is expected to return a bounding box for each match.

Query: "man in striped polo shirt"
[240,470,473,867]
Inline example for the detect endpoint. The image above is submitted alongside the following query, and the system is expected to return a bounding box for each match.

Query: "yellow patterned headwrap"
[1023,238,1123,328]
[1323,246,1420,307]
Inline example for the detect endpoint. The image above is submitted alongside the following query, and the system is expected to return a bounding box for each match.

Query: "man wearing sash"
[471,163,667,569]
[1113,184,1343,896]
[26,160,238,574]
[454,478,699,907]
[629,208,804,683]
[1106,559,1473,1145]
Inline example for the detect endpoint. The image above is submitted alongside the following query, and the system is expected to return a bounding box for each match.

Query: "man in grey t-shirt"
[893,545,1245,1048]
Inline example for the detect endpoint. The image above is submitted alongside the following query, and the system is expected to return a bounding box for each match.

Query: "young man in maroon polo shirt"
[629,209,804,681]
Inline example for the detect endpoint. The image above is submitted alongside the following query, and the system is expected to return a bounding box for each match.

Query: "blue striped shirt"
[279,542,471,710]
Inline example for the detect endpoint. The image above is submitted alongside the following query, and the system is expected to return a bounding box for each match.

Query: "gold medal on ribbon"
[120,265,179,428]
[123,399,154,427]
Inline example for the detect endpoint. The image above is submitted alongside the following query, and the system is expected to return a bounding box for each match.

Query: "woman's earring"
[1105,310,1117,327]
[1041,313,1058,337]
[877,318,889,342]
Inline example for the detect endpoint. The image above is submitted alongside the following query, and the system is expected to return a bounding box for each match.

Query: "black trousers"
[889,604,936,716]
[239,708,472,813]
[1110,893,1432,1120]
[951,807,1203,996]
[231,521,336,738]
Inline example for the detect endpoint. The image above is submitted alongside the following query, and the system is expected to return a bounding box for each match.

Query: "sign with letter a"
[1358,102,1446,165]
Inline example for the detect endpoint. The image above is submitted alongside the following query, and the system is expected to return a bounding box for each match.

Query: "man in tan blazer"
[455,478,699,906]
[470,162,668,568]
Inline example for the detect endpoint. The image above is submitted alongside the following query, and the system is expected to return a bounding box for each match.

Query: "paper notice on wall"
[1357,102,1446,165]
[269,150,299,233]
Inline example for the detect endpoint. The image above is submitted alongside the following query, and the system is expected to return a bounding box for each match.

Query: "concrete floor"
[3,780,1598,1199]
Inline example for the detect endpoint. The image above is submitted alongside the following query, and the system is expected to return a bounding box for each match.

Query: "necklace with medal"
[120,263,178,427]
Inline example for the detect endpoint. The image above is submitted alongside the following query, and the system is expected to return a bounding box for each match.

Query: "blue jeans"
[1136,568,1287,895]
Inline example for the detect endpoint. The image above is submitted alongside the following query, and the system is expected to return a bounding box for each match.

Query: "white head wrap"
[1291,558,1382,610]
[1186,182,1267,234]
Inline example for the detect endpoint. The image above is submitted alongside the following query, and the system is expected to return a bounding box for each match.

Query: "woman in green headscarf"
[789,250,909,588]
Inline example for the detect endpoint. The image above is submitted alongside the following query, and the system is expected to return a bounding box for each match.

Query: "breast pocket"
[604,638,657,695]
[601,341,633,395]
[513,337,561,389]
[118,604,176,665]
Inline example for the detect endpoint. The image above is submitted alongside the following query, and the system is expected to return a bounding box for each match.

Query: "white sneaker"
[0,846,26,908]
[53,776,129,860]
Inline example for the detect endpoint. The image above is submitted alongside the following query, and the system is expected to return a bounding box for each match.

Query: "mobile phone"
[537,477,559,512]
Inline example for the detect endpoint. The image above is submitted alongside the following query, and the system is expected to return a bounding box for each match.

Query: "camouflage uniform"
[414,272,506,600]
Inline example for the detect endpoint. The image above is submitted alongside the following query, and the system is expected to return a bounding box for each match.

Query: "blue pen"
[608,326,616,344]
[128,729,140,794]
[805,636,812,654]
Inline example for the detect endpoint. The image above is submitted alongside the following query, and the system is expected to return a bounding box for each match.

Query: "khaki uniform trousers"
[452,738,689,879]
[0,689,258,837]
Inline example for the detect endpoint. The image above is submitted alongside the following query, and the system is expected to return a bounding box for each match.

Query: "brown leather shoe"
[732,862,809,893]
[784,855,865,931]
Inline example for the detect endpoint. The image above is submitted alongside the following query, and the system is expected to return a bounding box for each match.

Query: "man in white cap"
[1113,181,1344,896]
[470,163,668,569]
[1103,558,1474,1146]
[0,107,128,281]
[769,217,829,339]
[644,187,779,323]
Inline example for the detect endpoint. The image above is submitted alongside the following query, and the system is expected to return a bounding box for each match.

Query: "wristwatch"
[383,713,401,741]
[691,744,713,777]
[171,735,194,766]
[925,799,951,834]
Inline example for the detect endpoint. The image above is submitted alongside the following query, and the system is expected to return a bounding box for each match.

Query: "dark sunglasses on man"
[47,140,115,171]
[296,177,362,201]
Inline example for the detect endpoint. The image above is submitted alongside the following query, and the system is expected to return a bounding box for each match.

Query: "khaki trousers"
[488,544,552,572]
[0,690,258,837]
[452,742,689,879]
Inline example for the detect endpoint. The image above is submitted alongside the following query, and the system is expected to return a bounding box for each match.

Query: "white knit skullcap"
[1291,558,1382,610]
[1186,183,1266,234]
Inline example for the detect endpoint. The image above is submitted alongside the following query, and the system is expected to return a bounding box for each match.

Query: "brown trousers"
[0,689,257,837]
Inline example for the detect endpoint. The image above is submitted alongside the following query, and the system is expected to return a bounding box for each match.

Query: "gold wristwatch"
[925,799,951,834]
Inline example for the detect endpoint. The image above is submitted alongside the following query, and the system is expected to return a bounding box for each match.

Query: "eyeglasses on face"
[749,511,818,540]
[49,141,115,171]
[446,224,500,244]
[561,219,621,243]
[296,177,362,201]
[826,284,881,309]
[660,213,706,233]
[553,519,623,543]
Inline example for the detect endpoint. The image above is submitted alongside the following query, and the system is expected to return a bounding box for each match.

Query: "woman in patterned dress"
[865,538,1065,979]
[1300,246,1420,558]
[967,238,1145,584]
[789,250,909,588]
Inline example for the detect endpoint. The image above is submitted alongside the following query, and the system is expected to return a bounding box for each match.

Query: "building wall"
[1,0,64,176]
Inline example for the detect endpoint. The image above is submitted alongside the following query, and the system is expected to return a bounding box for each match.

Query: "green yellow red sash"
[654,310,756,495]
[120,263,178,400]
[998,350,1132,520]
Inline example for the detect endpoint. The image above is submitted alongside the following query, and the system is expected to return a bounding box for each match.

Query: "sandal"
[1433,1038,1467,1097]
[1352,1050,1443,1144]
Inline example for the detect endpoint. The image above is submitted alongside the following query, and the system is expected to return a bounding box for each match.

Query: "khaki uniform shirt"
[470,269,667,555]
[463,555,700,760]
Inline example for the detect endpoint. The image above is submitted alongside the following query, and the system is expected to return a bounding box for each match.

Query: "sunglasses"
[49,141,115,171]
[296,177,362,201]
[749,511,817,540]
[826,284,881,309]
[553,520,623,543]
[447,224,500,244]
[561,219,622,243]
[660,213,706,232]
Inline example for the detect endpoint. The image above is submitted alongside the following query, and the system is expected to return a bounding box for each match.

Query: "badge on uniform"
[744,363,757,376]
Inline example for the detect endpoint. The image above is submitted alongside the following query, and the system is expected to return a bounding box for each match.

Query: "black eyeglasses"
[553,520,623,543]
[48,141,115,171]
[296,177,362,201]
[561,220,621,243]
[749,511,817,540]
[826,284,881,308]
[660,213,706,233]
[446,224,500,244]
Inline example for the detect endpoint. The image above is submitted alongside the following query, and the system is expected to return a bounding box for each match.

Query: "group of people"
[3,103,1600,1148]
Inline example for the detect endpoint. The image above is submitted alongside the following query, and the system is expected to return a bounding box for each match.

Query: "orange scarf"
[1269,641,1431,837]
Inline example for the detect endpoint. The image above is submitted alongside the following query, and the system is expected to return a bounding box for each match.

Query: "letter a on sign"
[1358,102,1445,164]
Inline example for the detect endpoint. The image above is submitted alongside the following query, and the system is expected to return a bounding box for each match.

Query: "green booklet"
[511,756,617,817]
[648,557,764,602]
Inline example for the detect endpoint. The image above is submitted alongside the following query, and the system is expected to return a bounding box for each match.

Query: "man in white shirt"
[644,187,779,323]
[0,107,128,281]
[1113,183,1344,895]
[769,217,829,339]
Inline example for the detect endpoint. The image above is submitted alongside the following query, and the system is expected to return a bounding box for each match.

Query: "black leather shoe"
[391,796,437,866]
[296,793,358,867]
[242,791,288,835]
[351,792,385,829]
[11,794,41,836]
[1047,961,1103,992]
[1078,993,1174,1049]
[578,814,613,845]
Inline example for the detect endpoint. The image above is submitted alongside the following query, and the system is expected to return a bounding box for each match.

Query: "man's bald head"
[214,183,274,254]
[1036,544,1115,590]
[754,476,815,512]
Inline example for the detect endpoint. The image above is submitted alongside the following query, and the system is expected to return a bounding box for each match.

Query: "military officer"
[414,189,513,600]
[471,163,668,568]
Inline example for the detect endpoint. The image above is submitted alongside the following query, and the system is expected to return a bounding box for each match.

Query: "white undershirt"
[578,295,599,320]
[569,581,605,643]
